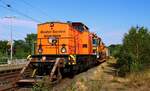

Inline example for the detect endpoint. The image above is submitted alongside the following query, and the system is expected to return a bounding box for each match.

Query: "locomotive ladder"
[49,58,64,84]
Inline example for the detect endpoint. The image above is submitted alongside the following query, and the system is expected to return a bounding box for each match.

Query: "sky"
[0,0,150,45]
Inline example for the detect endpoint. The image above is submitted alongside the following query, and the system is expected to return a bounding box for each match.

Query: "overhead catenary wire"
[0,0,41,23]
[19,0,51,20]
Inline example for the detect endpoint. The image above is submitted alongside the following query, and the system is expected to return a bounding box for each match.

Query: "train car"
[16,21,107,85]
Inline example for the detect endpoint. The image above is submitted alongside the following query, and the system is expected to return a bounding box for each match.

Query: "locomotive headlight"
[38,48,43,53]
[38,43,43,53]
[61,47,67,53]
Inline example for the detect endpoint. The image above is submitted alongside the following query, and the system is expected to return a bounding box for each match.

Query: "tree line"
[0,33,37,59]
[109,26,150,76]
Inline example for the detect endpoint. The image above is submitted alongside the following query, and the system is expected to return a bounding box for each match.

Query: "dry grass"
[124,69,150,91]
[64,76,104,91]
[64,62,106,91]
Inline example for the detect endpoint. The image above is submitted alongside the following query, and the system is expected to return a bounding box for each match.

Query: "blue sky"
[0,0,150,45]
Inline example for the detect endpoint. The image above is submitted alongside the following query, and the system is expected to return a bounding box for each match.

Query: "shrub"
[116,26,150,76]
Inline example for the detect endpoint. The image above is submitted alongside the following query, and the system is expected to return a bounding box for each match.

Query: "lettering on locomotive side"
[40,30,52,33]
[52,30,65,33]
[44,35,61,37]
[40,30,65,34]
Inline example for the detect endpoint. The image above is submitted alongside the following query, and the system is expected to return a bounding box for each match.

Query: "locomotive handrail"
[49,58,65,83]
[50,58,60,80]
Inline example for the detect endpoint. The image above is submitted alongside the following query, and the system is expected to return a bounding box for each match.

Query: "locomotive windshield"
[74,25,84,32]
[72,23,85,32]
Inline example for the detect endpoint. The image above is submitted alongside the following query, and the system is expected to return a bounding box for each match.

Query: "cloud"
[90,26,126,46]
[0,18,37,28]
[0,18,37,40]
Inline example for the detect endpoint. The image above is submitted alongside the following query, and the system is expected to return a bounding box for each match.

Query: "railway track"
[0,64,25,91]
[0,61,105,91]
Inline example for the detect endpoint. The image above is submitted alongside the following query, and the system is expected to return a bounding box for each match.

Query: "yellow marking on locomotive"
[31,69,37,77]
[68,55,76,65]
[27,55,31,61]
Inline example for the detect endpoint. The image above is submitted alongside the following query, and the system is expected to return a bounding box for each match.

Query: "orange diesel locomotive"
[17,21,107,84]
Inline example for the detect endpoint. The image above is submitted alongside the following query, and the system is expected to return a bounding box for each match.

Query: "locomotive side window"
[82,44,87,48]
[92,39,97,45]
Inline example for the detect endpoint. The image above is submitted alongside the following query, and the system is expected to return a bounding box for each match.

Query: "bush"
[32,76,52,91]
[116,26,150,76]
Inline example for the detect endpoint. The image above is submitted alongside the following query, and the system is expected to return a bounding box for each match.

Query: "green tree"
[13,40,27,58]
[0,33,37,59]
[108,44,122,57]
[117,26,150,75]
[25,33,37,54]
[14,33,37,58]
[0,41,9,64]
[0,40,8,57]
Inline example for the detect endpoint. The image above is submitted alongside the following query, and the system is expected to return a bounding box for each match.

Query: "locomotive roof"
[38,21,89,30]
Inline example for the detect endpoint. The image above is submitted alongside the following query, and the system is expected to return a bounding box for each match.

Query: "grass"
[32,76,53,91]
[64,77,104,91]
[123,69,150,90]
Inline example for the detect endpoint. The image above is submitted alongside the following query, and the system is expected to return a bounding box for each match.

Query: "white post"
[10,17,13,61]
[4,16,15,62]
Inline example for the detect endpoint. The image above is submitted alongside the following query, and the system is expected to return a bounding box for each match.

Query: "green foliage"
[0,56,8,64]
[0,33,37,60]
[14,40,28,58]
[108,44,122,57]
[32,76,52,91]
[0,40,8,57]
[116,26,150,76]
[25,33,37,54]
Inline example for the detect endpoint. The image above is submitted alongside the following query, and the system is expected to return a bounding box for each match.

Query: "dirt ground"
[52,58,150,91]
[18,58,150,91]
[52,58,126,91]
